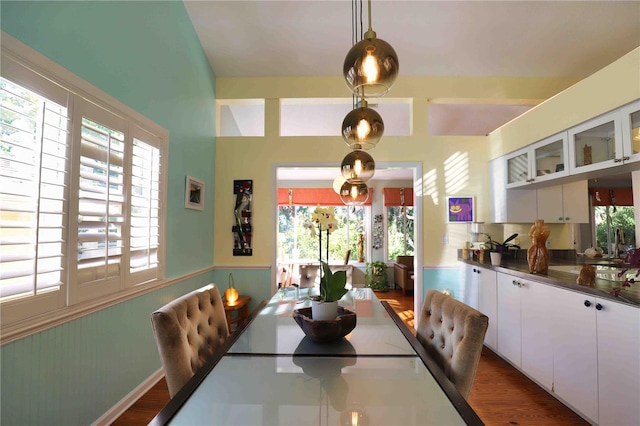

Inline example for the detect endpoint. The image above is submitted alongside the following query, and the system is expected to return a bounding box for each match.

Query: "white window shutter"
[0,75,69,321]
[128,126,162,285]
[69,99,126,303]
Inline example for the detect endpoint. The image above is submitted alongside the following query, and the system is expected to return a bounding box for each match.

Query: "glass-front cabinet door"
[568,110,621,174]
[531,132,569,184]
[620,99,640,165]
[505,147,530,188]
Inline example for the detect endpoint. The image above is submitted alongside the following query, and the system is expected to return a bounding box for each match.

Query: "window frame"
[1,34,168,343]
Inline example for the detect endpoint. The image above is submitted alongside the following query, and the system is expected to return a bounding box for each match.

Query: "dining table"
[150,287,484,425]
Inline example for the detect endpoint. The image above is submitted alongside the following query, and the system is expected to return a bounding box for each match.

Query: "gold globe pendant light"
[339,181,369,206]
[343,0,399,98]
[341,149,375,183]
[341,98,384,150]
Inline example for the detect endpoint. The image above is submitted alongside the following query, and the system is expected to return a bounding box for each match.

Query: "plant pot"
[311,300,339,321]
[490,252,502,266]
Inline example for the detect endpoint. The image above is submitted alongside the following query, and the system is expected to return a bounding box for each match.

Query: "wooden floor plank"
[112,288,587,425]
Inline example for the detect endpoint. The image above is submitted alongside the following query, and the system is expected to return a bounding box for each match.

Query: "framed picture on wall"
[446,196,474,223]
[185,176,205,210]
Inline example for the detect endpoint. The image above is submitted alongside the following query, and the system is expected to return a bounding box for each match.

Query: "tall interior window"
[384,187,415,261]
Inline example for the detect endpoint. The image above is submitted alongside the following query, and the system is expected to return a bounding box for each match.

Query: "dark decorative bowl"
[292,306,357,343]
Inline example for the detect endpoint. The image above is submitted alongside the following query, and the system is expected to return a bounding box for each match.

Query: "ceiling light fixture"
[339,181,369,206]
[341,98,384,150]
[343,0,399,98]
[341,149,375,183]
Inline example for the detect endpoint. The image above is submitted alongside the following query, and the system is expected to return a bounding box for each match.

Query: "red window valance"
[383,187,414,206]
[277,188,372,206]
[590,187,633,207]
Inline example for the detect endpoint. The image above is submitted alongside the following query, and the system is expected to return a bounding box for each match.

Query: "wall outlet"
[442,234,449,245]
[546,239,551,248]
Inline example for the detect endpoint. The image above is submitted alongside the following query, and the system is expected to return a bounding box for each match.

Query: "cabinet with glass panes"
[505,132,568,189]
[568,99,640,174]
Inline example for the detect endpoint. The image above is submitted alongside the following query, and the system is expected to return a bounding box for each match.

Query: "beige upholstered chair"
[416,289,488,399]
[151,284,229,397]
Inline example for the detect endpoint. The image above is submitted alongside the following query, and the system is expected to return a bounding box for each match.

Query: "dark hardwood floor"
[112,289,587,426]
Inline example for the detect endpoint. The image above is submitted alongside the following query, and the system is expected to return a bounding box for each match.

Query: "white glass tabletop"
[226,288,417,356]
[169,355,467,426]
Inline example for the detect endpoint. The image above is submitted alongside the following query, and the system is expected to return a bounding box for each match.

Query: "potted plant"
[312,261,349,320]
[307,206,348,320]
[365,261,389,291]
[484,233,520,265]
[484,233,520,253]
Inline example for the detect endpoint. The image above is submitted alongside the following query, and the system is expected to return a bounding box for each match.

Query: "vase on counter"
[527,219,550,274]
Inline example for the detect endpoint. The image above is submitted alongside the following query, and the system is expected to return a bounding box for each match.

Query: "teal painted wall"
[1,0,217,277]
[422,268,462,299]
[1,1,217,424]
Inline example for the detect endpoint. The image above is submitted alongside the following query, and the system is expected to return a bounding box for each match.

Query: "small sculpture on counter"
[527,219,550,274]
[576,264,596,287]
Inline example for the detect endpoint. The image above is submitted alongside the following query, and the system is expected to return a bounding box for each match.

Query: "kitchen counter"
[459,252,640,308]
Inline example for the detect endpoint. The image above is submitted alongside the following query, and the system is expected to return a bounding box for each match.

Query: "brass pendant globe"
[343,32,399,98]
[340,181,369,206]
[341,150,375,183]
[341,100,384,150]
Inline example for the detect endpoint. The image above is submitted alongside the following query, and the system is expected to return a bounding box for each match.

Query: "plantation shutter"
[70,99,127,302]
[0,72,69,309]
[129,127,162,284]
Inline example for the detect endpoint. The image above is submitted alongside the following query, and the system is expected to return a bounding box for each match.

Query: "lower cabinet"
[475,266,497,349]
[497,274,522,366]
[520,278,555,390]
[552,290,599,422]
[497,273,554,388]
[595,298,640,426]
[492,270,639,425]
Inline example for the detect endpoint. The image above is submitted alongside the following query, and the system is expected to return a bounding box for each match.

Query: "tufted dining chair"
[416,289,488,399]
[151,284,229,397]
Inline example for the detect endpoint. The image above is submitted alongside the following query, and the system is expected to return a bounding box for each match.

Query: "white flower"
[311,206,339,234]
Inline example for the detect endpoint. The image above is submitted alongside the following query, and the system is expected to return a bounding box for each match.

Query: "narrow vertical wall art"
[233,180,253,256]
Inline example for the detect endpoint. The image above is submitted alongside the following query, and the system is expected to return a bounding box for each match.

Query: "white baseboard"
[92,368,165,426]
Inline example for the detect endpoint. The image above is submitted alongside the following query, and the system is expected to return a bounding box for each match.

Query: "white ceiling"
[184,0,639,182]
[184,0,640,79]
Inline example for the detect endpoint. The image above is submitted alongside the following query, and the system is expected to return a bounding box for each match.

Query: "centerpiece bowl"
[292,306,357,343]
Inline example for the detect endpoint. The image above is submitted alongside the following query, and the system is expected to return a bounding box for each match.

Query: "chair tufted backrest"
[151,284,229,398]
[416,289,488,399]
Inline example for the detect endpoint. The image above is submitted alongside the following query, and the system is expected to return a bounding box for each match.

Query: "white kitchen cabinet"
[459,263,481,310]
[596,298,640,426]
[491,157,537,223]
[552,290,599,423]
[536,180,589,223]
[496,273,555,388]
[505,132,569,189]
[497,273,522,366]
[620,100,640,165]
[568,99,640,174]
[520,279,555,389]
[473,266,497,349]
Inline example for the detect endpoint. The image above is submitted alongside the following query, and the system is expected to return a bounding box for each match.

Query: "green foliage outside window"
[595,206,636,255]
[387,206,414,261]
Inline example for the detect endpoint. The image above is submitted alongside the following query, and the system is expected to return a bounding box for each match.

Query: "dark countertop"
[458,251,640,308]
